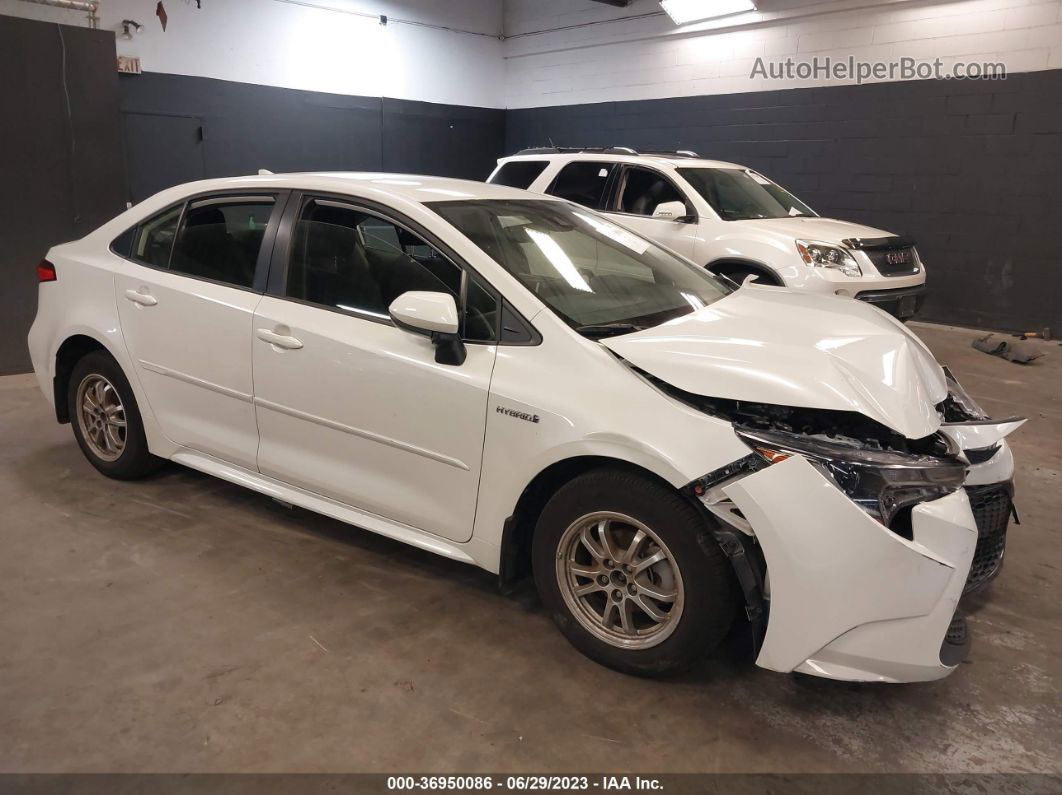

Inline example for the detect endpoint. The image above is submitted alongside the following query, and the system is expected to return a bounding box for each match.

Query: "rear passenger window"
[170,196,275,288]
[617,167,684,216]
[489,161,549,189]
[546,162,616,208]
[287,200,496,341]
[131,206,181,268]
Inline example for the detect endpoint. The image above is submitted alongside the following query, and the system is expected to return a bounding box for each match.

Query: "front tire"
[67,351,163,480]
[532,468,736,677]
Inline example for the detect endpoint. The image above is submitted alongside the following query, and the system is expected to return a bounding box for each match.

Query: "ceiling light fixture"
[660,0,757,25]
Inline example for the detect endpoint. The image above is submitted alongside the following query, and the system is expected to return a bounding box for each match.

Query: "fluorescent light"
[525,229,592,293]
[572,211,649,256]
[660,0,756,25]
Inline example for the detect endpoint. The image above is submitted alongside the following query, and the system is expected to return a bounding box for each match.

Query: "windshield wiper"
[575,322,644,339]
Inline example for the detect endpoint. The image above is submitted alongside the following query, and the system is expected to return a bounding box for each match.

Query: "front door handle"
[256,328,303,350]
[124,288,157,307]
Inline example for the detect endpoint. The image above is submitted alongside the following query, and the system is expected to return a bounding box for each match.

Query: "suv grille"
[964,483,1013,593]
[865,246,919,276]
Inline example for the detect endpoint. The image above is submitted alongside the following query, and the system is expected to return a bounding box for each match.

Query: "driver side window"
[286,199,497,341]
[617,167,684,216]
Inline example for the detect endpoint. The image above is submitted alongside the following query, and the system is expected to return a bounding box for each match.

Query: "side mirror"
[652,200,695,223]
[388,291,466,365]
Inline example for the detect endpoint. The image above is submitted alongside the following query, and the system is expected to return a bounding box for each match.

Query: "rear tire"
[532,468,736,677]
[67,351,164,480]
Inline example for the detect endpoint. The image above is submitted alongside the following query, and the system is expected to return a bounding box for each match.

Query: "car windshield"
[678,167,816,221]
[430,199,732,336]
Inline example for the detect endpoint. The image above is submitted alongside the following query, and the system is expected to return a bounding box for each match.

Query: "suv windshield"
[678,168,815,221]
[430,199,731,336]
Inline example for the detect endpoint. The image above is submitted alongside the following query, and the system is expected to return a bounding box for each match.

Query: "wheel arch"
[498,455,687,590]
[706,258,783,286]
[52,334,113,423]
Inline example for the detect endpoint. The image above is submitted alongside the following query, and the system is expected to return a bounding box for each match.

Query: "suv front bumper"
[722,455,977,683]
[855,285,928,320]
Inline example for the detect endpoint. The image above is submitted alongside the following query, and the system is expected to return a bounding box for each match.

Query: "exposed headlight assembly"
[795,239,862,277]
[735,427,966,526]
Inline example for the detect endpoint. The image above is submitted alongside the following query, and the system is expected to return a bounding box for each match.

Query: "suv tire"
[533,468,736,677]
[68,351,164,480]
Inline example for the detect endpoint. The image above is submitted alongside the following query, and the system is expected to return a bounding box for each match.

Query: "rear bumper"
[855,285,928,319]
[26,290,54,408]
[722,456,977,683]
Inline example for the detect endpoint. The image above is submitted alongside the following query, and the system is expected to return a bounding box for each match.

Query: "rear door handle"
[256,328,303,350]
[124,289,157,306]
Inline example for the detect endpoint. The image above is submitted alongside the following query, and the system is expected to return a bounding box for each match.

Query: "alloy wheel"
[555,511,684,649]
[75,374,127,462]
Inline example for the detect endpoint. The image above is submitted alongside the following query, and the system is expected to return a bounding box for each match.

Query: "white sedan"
[28,173,1021,682]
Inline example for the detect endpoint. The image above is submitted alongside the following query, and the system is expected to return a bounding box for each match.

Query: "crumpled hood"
[603,286,948,439]
[728,216,894,244]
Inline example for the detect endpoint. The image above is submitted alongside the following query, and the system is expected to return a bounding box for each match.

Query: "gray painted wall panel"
[117,74,505,203]
[0,16,127,375]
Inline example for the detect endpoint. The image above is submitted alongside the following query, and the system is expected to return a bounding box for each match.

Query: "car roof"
[160,172,545,205]
[499,152,746,170]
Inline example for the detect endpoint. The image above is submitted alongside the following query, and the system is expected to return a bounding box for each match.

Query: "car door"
[113,192,284,469]
[251,195,499,543]
[603,166,697,258]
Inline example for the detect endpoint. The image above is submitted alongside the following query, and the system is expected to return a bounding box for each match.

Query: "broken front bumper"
[720,455,977,683]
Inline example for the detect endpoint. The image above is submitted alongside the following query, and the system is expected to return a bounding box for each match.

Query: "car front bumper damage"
[719,455,977,683]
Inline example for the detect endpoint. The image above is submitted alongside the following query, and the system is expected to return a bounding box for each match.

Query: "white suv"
[489,148,927,320]
[29,172,1020,683]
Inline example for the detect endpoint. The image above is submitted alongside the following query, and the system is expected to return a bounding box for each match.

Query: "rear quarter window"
[110,226,135,257]
[489,160,549,189]
[129,206,183,269]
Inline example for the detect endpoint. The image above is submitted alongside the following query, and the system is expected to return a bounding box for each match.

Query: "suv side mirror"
[389,291,466,365]
[652,200,695,223]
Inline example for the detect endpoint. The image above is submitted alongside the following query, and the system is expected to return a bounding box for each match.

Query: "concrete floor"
[0,322,1059,774]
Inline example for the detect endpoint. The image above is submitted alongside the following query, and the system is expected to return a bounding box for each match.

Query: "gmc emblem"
[885,250,911,266]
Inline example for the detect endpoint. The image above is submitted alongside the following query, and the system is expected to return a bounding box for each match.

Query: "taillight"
[37,259,57,282]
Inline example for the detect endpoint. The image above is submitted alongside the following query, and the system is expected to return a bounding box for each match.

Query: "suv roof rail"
[512,146,700,158]
[641,149,701,158]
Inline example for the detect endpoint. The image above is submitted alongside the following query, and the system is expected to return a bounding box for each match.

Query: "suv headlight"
[735,427,966,526]
[795,240,862,277]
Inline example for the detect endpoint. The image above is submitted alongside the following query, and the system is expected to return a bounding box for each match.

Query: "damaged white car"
[28,174,1021,683]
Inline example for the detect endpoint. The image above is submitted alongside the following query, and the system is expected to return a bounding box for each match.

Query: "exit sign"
[117,56,142,74]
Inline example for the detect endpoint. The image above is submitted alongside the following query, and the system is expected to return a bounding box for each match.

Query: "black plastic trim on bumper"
[962,481,1014,595]
[939,612,970,667]
[855,285,928,319]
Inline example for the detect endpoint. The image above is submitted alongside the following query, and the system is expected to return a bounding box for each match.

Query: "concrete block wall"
[504,0,1062,107]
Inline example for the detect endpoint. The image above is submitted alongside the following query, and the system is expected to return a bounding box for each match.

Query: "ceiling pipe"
[17,0,100,28]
